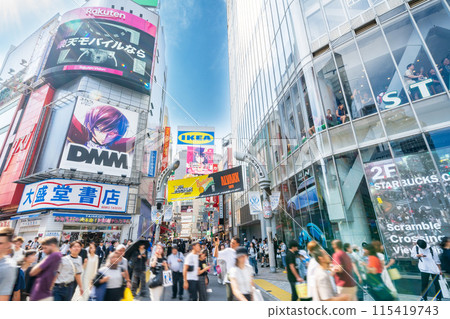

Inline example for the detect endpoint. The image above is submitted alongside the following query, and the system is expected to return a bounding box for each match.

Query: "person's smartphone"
[422,255,427,257]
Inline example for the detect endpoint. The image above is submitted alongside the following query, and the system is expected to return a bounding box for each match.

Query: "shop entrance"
[61,225,122,244]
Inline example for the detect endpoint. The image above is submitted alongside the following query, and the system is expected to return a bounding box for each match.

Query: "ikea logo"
[177,131,215,145]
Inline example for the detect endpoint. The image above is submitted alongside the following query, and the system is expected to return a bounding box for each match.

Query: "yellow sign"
[167,175,214,202]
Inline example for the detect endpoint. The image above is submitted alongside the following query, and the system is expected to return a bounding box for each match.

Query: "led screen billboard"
[186,146,214,175]
[43,7,156,91]
[59,97,138,177]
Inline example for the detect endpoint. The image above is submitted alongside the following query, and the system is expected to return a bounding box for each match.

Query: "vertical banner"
[151,207,161,225]
[249,191,262,215]
[364,157,449,259]
[214,210,220,226]
[219,195,224,219]
[161,127,170,172]
[270,191,281,213]
[163,205,173,222]
[147,150,158,177]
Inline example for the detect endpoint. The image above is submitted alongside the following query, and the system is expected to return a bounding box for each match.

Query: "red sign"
[0,85,54,208]
[161,126,170,172]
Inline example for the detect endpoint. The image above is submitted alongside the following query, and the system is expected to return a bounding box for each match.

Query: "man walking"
[286,240,304,301]
[130,243,149,299]
[96,242,106,267]
[30,237,62,301]
[214,236,241,301]
[0,228,17,301]
[411,239,442,301]
[183,241,201,301]
[168,245,184,300]
[331,240,356,301]
[53,241,83,301]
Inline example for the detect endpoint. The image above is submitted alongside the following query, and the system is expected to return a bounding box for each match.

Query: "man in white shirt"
[30,237,40,250]
[168,245,184,300]
[183,241,201,301]
[53,241,83,301]
[411,239,442,301]
[213,236,241,301]
[60,240,70,256]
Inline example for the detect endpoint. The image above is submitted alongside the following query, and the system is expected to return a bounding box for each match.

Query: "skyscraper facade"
[227,0,450,273]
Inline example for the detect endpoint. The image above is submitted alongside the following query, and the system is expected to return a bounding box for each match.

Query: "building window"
[140,14,143,18]
[322,0,347,31]
[301,0,327,42]
[112,5,115,9]
[313,52,349,127]
[121,7,124,11]
[412,1,450,91]
[345,0,370,18]
[130,10,133,14]
[382,14,445,102]
[334,40,375,119]
[356,28,408,110]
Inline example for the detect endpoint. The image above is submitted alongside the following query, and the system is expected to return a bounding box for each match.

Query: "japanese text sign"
[18,179,129,213]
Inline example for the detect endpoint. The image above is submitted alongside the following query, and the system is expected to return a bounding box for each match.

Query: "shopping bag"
[295,282,308,299]
[253,287,264,301]
[121,288,134,301]
[216,264,222,274]
[438,275,450,299]
[388,268,401,281]
[163,270,173,287]
[366,273,395,301]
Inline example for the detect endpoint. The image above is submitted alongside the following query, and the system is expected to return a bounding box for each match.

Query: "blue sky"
[0,0,231,144]
[160,0,231,143]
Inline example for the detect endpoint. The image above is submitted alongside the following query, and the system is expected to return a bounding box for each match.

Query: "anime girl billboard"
[186,146,215,175]
[59,97,138,177]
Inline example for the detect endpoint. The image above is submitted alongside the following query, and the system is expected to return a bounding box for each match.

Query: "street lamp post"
[235,151,276,273]
[154,160,180,242]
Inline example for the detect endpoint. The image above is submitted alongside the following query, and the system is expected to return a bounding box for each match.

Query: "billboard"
[167,166,244,202]
[43,7,156,91]
[186,146,214,175]
[177,131,215,146]
[364,157,450,259]
[18,179,129,213]
[59,97,138,177]
[249,191,263,215]
[138,201,152,238]
[161,127,171,172]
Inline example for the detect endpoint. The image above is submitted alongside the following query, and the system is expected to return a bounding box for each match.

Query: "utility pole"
[154,160,180,242]
[235,151,276,273]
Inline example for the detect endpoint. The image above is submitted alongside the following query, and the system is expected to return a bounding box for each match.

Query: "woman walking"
[149,243,168,301]
[229,247,255,301]
[74,242,98,300]
[248,242,258,276]
[372,240,397,297]
[198,249,211,301]
[20,250,37,301]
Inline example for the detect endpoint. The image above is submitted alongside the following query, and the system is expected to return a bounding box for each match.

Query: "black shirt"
[150,257,166,273]
[199,259,208,277]
[286,250,297,282]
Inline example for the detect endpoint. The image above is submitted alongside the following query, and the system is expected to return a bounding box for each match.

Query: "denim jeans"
[53,282,75,301]
[249,257,258,275]
[131,270,149,298]
[281,255,286,269]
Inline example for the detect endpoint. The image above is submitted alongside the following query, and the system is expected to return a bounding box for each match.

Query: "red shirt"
[368,255,383,274]
[332,250,355,287]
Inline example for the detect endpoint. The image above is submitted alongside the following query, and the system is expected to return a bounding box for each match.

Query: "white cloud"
[160,0,201,45]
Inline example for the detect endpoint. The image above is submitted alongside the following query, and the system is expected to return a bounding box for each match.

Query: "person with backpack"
[411,239,442,301]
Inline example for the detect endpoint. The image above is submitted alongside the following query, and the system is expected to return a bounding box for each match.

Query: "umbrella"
[123,239,150,260]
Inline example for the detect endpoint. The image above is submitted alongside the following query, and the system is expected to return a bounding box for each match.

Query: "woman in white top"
[229,247,255,301]
[73,242,99,300]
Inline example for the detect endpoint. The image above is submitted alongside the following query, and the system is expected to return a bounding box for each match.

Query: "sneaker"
[178,296,183,300]
[171,296,176,299]
[261,265,264,268]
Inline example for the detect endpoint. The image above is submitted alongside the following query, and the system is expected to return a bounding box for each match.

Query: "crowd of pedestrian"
[1,225,449,302]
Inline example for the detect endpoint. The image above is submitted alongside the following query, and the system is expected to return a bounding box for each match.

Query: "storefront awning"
[11,213,42,220]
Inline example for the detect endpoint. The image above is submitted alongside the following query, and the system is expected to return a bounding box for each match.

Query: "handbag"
[295,282,308,299]
[216,265,222,274]
[148,268,164,288]
[438,275,450,299]
[365,273,395,301]
[387,268,401,281]
[121,288,134,301]
[253,287,264,301]
[163,270,173,287]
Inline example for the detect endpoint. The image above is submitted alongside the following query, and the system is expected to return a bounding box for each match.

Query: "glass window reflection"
[322,0,347,30]
[382,14,444,101]
[413,1,450,90]
[301,0,327,42]
[345,0,370,18]
[356,28,408,110]
[334,40,376,118]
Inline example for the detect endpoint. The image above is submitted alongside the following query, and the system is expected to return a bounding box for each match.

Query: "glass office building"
[227,0,450,271]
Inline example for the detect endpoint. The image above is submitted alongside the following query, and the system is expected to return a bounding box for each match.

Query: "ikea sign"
[177,131,215,145]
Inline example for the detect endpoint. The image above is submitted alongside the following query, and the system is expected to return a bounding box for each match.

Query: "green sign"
[133,0,158,7]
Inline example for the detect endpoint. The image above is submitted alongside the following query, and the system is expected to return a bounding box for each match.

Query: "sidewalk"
[253,266,449,302]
